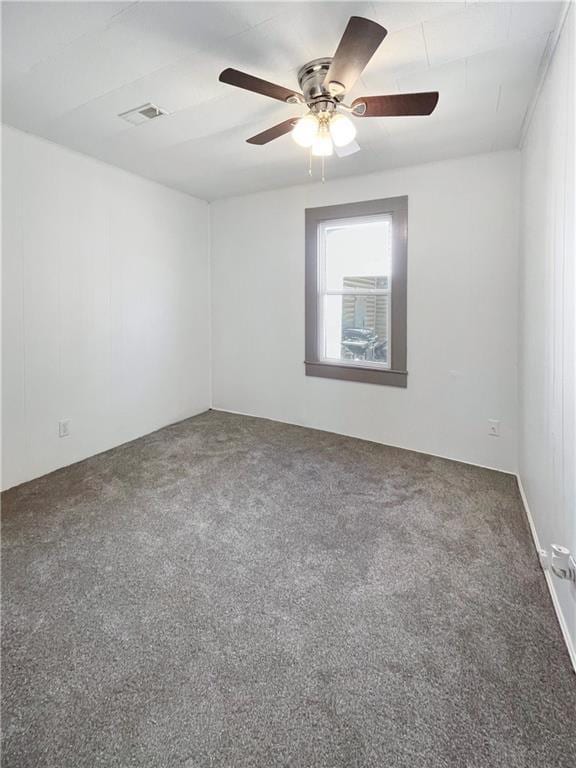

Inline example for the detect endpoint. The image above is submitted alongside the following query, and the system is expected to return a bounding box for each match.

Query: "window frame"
[305,196,408,387]
[317,213,393,371]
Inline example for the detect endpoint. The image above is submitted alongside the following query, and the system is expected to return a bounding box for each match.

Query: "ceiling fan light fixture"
[311,125,333,157]
[329,113,356,147]
[292,114,319,147]
[219,16,439,160]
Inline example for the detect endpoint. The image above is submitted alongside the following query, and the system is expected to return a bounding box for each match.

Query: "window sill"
[304,361,407,387]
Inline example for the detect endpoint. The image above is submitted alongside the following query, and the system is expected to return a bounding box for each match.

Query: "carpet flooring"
[2,410,575,768]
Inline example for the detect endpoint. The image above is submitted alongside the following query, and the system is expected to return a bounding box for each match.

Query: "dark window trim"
[305,196,408,387]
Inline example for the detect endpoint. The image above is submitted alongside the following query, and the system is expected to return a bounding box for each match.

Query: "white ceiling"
[2,1,564,200]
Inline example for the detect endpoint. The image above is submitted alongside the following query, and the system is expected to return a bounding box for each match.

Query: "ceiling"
[2,1,564,200]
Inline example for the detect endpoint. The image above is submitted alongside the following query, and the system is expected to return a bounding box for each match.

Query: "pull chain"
[307,153,328,183]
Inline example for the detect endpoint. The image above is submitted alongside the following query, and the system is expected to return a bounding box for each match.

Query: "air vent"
[118,103,167,126]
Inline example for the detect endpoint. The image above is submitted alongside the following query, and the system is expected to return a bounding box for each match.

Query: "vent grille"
[118,103,167,126]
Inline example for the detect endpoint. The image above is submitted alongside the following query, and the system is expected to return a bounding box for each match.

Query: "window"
[305,197,408,387]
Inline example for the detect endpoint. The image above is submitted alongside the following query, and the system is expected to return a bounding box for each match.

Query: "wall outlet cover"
[488,419,500,437]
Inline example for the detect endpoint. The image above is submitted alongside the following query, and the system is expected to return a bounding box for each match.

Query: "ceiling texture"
[2,1,565,200]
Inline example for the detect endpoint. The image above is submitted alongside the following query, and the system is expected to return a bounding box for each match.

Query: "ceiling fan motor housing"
[297,58,342,105]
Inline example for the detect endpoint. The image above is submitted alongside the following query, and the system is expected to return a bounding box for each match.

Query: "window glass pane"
[322,293,390,367]
[323,217,392,291]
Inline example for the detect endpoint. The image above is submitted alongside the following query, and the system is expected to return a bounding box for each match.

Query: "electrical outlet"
[538,549,549,570]
[58,419,71,438]
[488,419,500,437]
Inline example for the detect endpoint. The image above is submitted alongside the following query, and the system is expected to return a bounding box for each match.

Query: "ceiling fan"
[219,16,439,158]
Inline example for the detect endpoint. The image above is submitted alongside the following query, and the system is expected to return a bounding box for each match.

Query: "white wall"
[519,7,575,664]
[211,151,520,472]
[2,126,211,490]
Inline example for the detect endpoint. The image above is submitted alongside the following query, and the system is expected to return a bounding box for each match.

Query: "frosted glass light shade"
[329,113,356,147]
[292,114,319,147]
[311,126,333,156]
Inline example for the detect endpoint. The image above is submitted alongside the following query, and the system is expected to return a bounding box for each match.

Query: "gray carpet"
[2,410,575,768]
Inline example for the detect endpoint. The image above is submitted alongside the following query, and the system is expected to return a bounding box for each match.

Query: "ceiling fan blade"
[324,17,387,96]
[246,118,299,145]
[335,140,361,158]
[219,68,303,103]
[352,92,439,117]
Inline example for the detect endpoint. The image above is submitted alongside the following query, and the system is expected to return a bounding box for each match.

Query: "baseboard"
[516,475,576,674]
[210,406,516,475]
[1,405,212,492]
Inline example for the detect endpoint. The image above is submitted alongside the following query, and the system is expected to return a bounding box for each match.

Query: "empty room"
[1,1,575,766]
